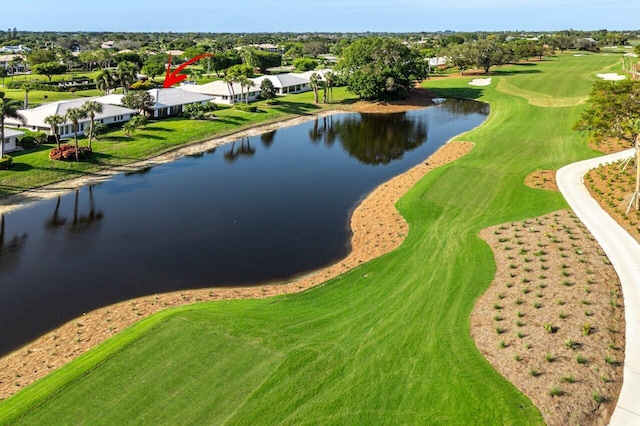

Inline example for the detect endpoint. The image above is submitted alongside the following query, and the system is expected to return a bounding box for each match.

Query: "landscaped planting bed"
[472,210,624,426]
[584,159,640,244]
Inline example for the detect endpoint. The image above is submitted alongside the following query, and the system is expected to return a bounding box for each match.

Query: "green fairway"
[0,53,621,424]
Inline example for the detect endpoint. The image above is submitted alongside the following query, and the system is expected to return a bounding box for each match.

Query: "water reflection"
[309,115,337,147]
[224,136,256,163]
[261,130,277,147]
[44,187,104,236]
[45,196,67,230]
[333,113,428,165]
[68,187,104,235]
[0,213,28,274]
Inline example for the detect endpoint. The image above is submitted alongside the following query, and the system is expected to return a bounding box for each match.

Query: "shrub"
[234,104,257,113]
[130,80,155,90]
[18,135,36,148]
[0,155,12,170]
[84,122,109,139]
[49,144,92,161]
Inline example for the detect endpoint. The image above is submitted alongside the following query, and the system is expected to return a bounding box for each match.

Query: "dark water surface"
[0,99,488,355]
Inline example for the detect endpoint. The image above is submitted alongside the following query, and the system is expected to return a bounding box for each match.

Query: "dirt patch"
[588,138,630,155]
[584,158,640,244]
[350,86,435,113]
[525,170,558,191]
[0,134,473,399]
[472,210,625,426]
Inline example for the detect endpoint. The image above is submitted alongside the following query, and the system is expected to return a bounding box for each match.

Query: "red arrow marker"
[163,53,215,88]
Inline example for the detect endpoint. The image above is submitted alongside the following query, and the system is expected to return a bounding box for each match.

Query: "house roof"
[0,45,31,53]
[297,69,334,81]
[253,73,309,89]
[180,80,254,97]
[4,98,137,129]
[147,88,214,109]
[2,129,24,140]
[0,54,22,63]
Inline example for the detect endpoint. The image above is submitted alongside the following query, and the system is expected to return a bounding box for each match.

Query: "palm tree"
[237,76,253,104]
[65,107,87,161]
[223,74,236,105]
[116,61,139,95]
[44,114,65,149]
[95,69,115,95]
[309,73,320,104]
[0,92,26,158]
[82,101,103,150]
[324,72,335,103]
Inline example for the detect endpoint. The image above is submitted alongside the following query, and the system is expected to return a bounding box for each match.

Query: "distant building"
[0,54,25,72]
[0,45,31,54]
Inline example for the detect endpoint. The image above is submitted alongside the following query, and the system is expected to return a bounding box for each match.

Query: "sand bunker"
[469,78,492,87]
[596,73,626,81]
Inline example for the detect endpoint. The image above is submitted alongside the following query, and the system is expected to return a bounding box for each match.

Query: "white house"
[180,80,260,105]
[4,98,138,138]
[146,88,215,118]
[0,54,25,72]
[2,129,24,153]
[252,74,310,95]
[0,45,31,54]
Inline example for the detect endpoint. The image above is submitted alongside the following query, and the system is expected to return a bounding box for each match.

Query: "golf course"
[0,52,625,424]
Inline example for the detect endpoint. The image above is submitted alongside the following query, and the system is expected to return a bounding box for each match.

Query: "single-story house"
[4,98,138,138]
[0,54,25,72]
[2,129,25,153]
[145,88,215,118]
[180,80,260,105]
[253,74,310,95]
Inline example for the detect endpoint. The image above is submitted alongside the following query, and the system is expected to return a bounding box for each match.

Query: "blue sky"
[2,0,639,33]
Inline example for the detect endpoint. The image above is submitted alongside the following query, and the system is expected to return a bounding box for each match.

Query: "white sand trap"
[469,78,492,87]
[596,73,626,81]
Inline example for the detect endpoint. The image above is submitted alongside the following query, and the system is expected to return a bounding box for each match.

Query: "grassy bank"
[0,53,621,424]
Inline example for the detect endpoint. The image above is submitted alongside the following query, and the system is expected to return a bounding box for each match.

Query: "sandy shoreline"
[0,92,478,399]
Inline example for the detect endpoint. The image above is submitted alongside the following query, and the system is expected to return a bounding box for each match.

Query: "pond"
[0,99,489,355]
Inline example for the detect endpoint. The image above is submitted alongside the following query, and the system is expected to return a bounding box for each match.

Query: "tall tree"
[0,68,7,87]
[324,71,335,103]
[32,61,67,81]
[0,91,26,158]
[237,76,254,104]
[141,62,165,82]
[44,114,65,149]
[309,72,320,104]
[574,80,640,211]
[121,91,155,116]
[115,61,139,95]
[94,69,115,95]
[259,78,276,100]
[337,37,425,101]
[64,107,87,161]
[82,101,103,150]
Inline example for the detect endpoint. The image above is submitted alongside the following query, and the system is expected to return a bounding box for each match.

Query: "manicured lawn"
[0,87,355,197]
[0,54,621,424]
